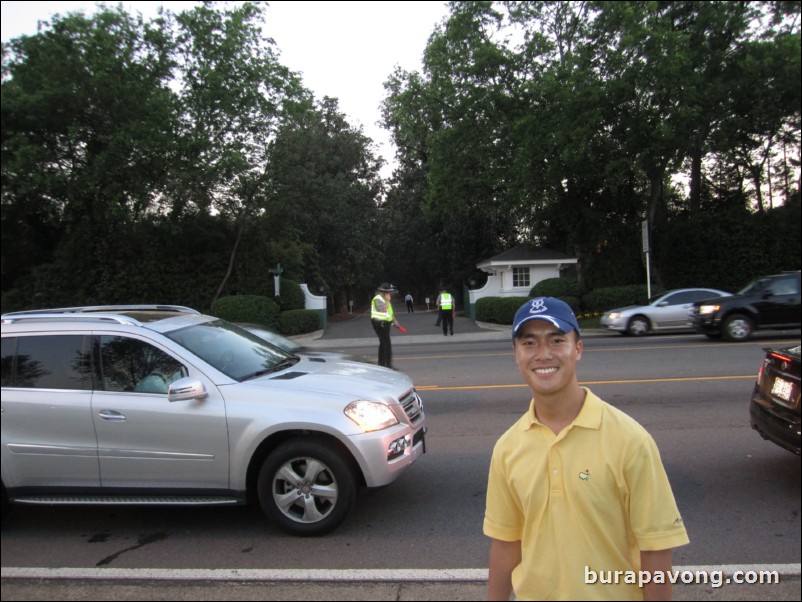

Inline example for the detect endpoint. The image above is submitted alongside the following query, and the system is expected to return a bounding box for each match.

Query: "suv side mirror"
[168,377,209,402]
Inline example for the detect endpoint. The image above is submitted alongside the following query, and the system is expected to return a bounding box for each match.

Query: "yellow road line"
[416,375,756,391]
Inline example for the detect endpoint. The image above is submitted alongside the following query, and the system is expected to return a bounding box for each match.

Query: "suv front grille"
[401,391,423,424]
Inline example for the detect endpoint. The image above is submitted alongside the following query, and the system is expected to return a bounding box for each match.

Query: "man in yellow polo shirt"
[484,297,689,601]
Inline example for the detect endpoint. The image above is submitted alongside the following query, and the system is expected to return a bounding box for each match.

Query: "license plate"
[771,377,794,402]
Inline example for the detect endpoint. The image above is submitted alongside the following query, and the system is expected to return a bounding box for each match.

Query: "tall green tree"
[383,2,525,287]
[266,97,384,310]
[2,5,176,303]
[170,1,305,302]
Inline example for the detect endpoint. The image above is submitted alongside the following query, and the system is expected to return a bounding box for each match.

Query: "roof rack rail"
[2,304,200,316]
[1,305,200,326]
[1,313,145,326]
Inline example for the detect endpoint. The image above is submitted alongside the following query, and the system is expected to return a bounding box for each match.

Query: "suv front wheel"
[723,314,754,342]
[257,439,357,536]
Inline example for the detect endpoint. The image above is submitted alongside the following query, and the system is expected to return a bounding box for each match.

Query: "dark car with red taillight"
[750,343,801,455]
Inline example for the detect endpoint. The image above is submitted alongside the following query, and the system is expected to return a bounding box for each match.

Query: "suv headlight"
[698,304,720,315]
[345,400,399,432]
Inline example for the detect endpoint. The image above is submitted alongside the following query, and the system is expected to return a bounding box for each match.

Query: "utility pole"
[642,220,651,300]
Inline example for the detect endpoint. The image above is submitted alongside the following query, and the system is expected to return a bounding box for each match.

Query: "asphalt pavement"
[298,302,516,350]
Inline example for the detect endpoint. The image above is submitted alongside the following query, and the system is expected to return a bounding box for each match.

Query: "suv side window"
[1,335,92,390]
[767,276,799,296]
[1,337,14,386]
[99,335,186,394]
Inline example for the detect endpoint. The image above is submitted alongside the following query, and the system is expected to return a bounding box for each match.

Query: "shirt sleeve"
[626,436,690,551]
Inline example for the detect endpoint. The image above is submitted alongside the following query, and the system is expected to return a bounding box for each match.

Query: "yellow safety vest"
[371,294,394,321]
[439,293,453,310]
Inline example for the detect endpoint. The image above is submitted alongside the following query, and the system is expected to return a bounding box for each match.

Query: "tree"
[2,5,177,303]
[170,2,305,303]
[266,97,384,310]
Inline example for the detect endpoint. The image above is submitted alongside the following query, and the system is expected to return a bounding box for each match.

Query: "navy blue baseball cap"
[512,297,580,338]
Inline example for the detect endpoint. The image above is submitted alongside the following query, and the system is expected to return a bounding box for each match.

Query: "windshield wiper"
[272,357,299,371]
[241,357,299,381]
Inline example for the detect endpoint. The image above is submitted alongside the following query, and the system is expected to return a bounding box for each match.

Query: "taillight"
[757,358,768,386]
[770,352,794,364]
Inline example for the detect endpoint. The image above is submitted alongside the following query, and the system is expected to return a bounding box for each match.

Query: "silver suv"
[1,305,426,535]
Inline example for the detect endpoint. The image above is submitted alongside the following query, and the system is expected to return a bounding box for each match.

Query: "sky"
[0,0,451,177]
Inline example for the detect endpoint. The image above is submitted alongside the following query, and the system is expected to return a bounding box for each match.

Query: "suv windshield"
[165,319,297,381]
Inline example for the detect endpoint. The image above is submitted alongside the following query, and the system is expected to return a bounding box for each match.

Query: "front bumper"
[349,421,427,488]
[691,315,722,334]
[600,316,625,332]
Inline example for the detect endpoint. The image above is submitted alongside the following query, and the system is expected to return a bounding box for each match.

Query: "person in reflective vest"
[437,288,455,336]
[371,282,402,369]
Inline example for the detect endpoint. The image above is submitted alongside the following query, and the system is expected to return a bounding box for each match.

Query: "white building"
[466,245,578,318]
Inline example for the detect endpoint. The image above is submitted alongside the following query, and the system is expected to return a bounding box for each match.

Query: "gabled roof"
[477,245,577,267]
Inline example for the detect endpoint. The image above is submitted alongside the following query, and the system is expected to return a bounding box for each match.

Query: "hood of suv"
[246,356,413,401]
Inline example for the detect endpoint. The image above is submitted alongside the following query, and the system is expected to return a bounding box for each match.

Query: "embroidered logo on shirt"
[579,469,590,481]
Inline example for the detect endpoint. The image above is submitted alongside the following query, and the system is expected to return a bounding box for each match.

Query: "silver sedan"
[601,288,731,336]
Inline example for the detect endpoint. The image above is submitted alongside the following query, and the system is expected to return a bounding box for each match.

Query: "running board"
[11,495,240,506]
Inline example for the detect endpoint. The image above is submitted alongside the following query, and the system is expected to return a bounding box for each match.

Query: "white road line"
[2,564,800,582]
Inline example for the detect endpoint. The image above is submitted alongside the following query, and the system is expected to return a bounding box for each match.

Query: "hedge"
[278,309,321,335]
[211,295,280,328]
[475,296,530,324]
[530,278,581,299]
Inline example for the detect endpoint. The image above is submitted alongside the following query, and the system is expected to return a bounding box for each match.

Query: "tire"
[257,439,357,536]
[723,314,753,342]
[626,315,650,336]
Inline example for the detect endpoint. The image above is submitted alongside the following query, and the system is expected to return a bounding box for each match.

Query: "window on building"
[513,267,530,288]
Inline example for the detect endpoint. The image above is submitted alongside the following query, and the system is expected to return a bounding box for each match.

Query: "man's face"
[513,319,583,398]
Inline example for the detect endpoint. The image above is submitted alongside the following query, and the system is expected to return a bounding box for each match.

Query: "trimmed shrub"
[476,296,530,324]
[272,279,306,311]
[530,278,581,300]
[278,309,320,335]
[211,295,280,328]
[247,278,306,311]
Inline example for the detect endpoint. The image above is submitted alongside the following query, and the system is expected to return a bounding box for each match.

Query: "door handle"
[98,410,126,422]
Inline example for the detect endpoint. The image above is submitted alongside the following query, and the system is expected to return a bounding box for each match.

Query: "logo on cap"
[528,299,548,315]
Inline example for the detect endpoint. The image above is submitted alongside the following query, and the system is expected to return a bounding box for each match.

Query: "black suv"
[690,271,801,341]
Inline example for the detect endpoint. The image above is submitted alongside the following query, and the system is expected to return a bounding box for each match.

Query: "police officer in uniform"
[437,288,455,336]
[371,283,403,369]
